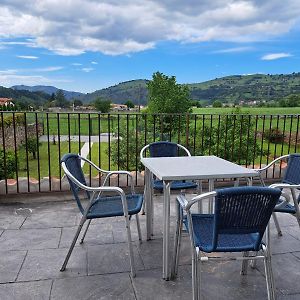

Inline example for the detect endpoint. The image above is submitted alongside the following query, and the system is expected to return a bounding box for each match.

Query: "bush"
[265,128,284,143]
[0,149,17,179]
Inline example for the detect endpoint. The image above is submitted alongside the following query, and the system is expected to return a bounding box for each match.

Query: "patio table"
[141,155,259,280]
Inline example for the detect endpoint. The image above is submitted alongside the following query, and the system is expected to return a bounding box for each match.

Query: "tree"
[286,94,300,107]
[147,72,192,132]
[0,149,17,179]
[212,100,222,108]
[94,98,111,113]
[55,90,69,108]
[147,72,192,114]
[25,137,41,159]
[124,100,134,109]
[73,99,83,107]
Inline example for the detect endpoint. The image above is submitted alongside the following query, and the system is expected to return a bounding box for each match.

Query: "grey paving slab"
[0,250,27,283]
[256,252,300,295]
[0,228,61,250]
[286,225,300,241]
[0,279,52,300]
[132,267,192,300]
[87,243,144,275]
[270,227,300,254]
[0,214,26,230]
[51,273,135,300]
[111,217,145,243]
[59,223,114,248]
[278,293,300,300]
[137,235,192,270]
[292,251,300,260]
[21,210,78,229]
[17,247,87,281]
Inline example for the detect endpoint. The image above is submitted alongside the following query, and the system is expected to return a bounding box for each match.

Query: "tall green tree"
[124,100,134,109]
[147,72,192,114]
[147,72,192,133]
[55,90,69,108]
[94,98,111,113]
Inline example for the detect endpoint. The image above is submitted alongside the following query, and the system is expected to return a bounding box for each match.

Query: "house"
[0,97,15,107]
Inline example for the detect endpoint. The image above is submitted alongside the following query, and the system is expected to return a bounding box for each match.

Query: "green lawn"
[17,141,82,179]
[192,107,300,115]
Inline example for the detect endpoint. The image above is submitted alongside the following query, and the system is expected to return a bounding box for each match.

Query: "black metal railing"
[0,111,299,194]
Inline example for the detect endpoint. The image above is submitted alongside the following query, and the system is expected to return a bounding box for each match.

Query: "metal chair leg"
[192,248,199,300]
[272,213,282,236]
[241,251,249,275]
[171,202,183,279]
[136,213,142,243]
[262,246,276,300]
[61,216,86,271]
[124,214,136,277]
[80,219,92,244]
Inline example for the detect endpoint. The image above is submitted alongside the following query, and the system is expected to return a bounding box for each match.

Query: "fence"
[0,111,299,194]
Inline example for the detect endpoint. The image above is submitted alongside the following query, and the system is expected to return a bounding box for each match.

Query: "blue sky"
[0,1,300,93]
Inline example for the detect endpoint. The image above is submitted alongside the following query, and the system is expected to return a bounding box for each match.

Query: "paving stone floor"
[0,193,300,300]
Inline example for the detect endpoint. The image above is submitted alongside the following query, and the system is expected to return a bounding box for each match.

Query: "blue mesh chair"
[255,154,300,236]
[140,141,198,191]
[60,154,143,277]
[172,186,282,300]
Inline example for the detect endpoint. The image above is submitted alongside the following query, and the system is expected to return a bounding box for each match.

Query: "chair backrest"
[212,186,281,250]
[283,154,300,185]
[141,141,191,158]
[61,153,89,213]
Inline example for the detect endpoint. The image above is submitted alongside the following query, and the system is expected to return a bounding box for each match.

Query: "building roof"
[0,97,14,105]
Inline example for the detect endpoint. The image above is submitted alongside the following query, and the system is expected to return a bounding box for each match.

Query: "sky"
[0,0,300,93]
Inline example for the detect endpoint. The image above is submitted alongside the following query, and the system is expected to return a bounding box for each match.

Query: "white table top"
[141,155,258,181]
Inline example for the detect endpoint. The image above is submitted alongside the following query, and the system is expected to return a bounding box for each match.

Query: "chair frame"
[60,155,142,277]
[140,142,202,212]
[255,154,300,235]
[172,189,283,300]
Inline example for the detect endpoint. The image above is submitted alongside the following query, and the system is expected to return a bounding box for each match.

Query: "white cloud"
[33,66,63,72]
[91,61,98,65]
[81,67,94,72]
[71,63,83,66]
[213,46,253,53]
[0,1,300,55]
[261,52,292,60]
[17,55,39,59]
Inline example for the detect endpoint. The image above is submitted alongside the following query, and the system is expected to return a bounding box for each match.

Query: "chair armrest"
[102,171,135,194]
[254,154,289,172]
[176,194,189,210]
[178,191,216,211]
[79,155,110,174]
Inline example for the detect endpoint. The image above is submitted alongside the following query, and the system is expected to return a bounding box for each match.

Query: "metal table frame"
[141,156,259,280]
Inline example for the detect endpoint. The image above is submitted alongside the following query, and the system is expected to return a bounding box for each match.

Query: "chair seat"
[183,214,261,253]
[274,199,297,214]
[153,180,197,190]
[87,194,143,219]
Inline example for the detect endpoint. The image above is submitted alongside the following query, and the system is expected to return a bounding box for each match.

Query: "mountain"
[79,73,300,105]
[79,79,149,105]
[188,73,300,104]
[11,85,83,100]
[0,86,50,108]
[7,72,300,107]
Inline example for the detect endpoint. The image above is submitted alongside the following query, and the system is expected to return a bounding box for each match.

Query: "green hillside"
[188,73,300,104]
[0,86,50,108]
[2,72,300,107]
[80,73,300,105]
[80,79,149,104]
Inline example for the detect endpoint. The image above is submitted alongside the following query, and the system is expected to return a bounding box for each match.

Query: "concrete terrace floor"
[0,192,300,300]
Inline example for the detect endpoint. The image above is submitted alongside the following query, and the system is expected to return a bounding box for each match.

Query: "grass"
[17,141,82,179]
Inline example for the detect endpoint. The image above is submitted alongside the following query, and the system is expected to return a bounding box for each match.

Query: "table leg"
[145,168,153,241]
[163,180,171,280]
[208,179,215,213]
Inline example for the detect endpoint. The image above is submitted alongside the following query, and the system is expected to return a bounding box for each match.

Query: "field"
[17,141,82,179]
